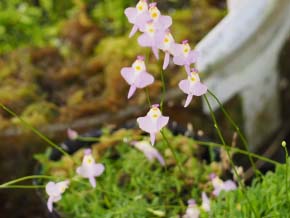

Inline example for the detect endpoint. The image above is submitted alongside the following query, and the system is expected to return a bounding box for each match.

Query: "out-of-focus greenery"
[0,0,136,53]
[0,0,73,53]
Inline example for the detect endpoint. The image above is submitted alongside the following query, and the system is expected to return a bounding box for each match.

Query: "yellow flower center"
[86,157,93,164]
[164,37,169,43]
[135,65,141,71]
[151,12,158,18]
[138,5,143,11]
[190,76,196,82]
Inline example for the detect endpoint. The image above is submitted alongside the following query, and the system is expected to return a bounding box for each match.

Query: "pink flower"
[45,180,69,213]
[183,199,200,218]
[211,175,237,196]
[137,3,172,60]
[137,104,169,145]
[173,40,198,74]
[148,2,172,29]
[178,68,207,107]
[76,149,105,188]
[201,192,210,212]
[67,128,78,140]
[125,0,151,37]
[138,20,161,59]
[132,140,165,165]
[157,29,176,69]
[121,56,154,99]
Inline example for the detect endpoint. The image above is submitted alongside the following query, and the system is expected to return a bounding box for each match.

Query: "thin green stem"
[160,68,166,112]
[0,175,55,188]
[76,136,99,142]
[145,88,151,107]
[204,95,259,218]
[0,103,69,157]
[207,90,257,174]
[193,140,280,166]
[282,141,289,204]
[160,130,184,174]
[0,185,45,189]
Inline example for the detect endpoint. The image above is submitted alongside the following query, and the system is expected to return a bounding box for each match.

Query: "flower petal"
[138,34,154,47]
[93,163,105,177]
[128,85,137,99]
[125,7,137,23]
[121,67,135,85]
[89,177,96,188]
[179,79,190,94]
[157,116,169,130]
[163,52,170,70]
[150,132,156,145]
[137,115,155,133]
[184,94,193,108]
[135,72,154,88]
[47,197,54,212]
[191,82,207,96]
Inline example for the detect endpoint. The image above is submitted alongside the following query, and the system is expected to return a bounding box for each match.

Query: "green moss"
[12,101,58,127]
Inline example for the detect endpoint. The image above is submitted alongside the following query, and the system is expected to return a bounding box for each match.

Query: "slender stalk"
[160,130,184,174]
[76,136,99,142]
[0,103,69,157]
[0,185,45,189]
[145,88,151,107]
[204,95,259,218]
[193,140,280,166]
[207,90,257,173]
[0,175,55,188]
[160,69,166,112]
[282,141,289,203]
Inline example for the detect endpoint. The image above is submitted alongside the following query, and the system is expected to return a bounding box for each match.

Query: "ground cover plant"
[0,1,288,218]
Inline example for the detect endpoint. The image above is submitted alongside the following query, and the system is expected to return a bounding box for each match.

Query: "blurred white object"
[196,0,290,148]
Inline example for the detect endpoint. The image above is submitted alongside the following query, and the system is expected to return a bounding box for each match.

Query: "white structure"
[196,0,290,149]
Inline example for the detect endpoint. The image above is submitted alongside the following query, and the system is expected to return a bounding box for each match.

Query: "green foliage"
[0,0,76,53]
[91,0,134,35]
[209,163,290,218]
[36,128,221,218]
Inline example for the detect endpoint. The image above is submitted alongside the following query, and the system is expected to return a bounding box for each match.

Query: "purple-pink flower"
[157,29,176,69]
[148,3,172,29]
[183,199,200,218]
[125,0,151,37]
[178,68,207,107]
[138,3,172,60]
[45,180,69,213]
[138,20,161,59]
[211,175,237,196]
[137,104,169,145]
[121,56,154,99]
[173,40,198,74]
[201,192,210,212]
[132,140,165,165]
[76,149,105,188]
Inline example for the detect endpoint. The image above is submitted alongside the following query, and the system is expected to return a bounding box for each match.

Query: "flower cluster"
[121,0,207,145]
[45,149,104,212]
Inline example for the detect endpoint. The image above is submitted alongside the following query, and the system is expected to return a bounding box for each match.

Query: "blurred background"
[0,0,289,217]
